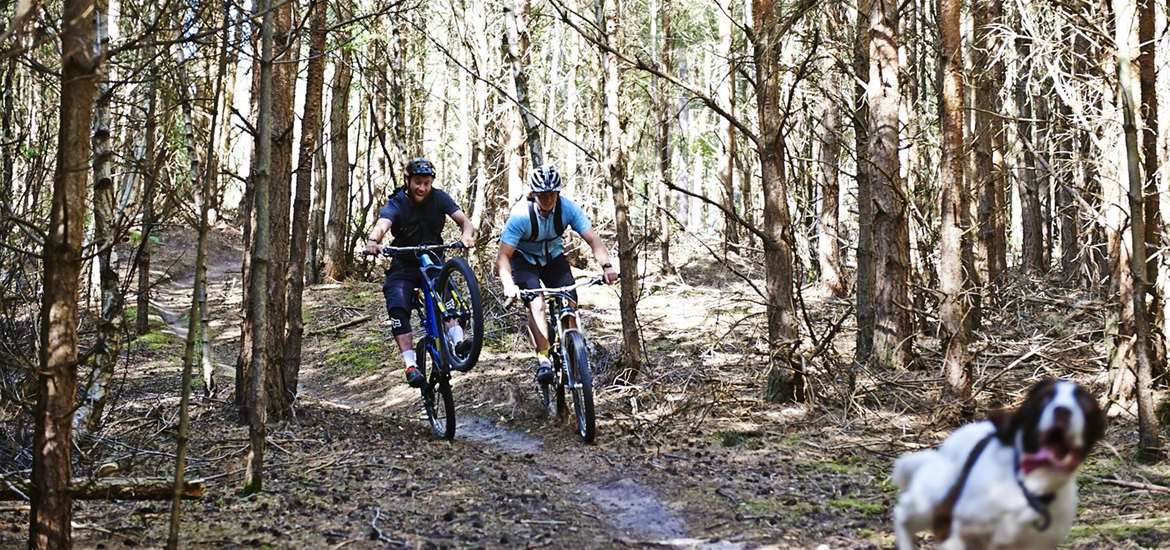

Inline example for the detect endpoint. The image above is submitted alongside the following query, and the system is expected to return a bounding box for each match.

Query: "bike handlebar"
[517,275,605,300]
[363,241,467,257]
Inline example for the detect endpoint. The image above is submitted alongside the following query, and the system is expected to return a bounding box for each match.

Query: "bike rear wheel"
[437,257,484,372]
[417,342,456,440]
[564,331,595,443]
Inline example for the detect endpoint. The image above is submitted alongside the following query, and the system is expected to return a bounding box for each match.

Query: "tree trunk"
[264,0,300,419]
[817,29,845,298]
[867,0,912,369]
[973,0,1006,290]
[754,0,801,402]
[939,0,971,403]
[1136,0,1163,370]
[31,0,97,544]
[324,6,353,283]
[656,3,674,274]
[720,0,740,254]
[283,0,326,416]
[504,0,544,168]
[854,0,874,363]
[600,0,643,376]
[136,57,160,336]
[1117,1,1165,461]
[1016,35,1044,274]
[308,124,328,285]
[244,0,274,494]
[76,0,121,437]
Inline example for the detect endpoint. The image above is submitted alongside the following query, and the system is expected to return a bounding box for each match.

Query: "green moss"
[1068,517,1170,544]
[714,430,763,448]
[827,497,886,517]
[343,289,377,307]
[739,498,815,518]
[325,337,384,375]
[809,455,868,476]
[133,331,174,350]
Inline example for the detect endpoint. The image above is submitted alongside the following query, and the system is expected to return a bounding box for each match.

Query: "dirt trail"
[143,233,738,547]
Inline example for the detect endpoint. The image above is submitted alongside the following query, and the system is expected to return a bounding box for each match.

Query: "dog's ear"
[1074,385,1107,452]
[987,407,1015,443]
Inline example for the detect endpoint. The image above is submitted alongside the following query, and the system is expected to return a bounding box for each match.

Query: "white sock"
[402,349,417,368]
[447,325,465,343]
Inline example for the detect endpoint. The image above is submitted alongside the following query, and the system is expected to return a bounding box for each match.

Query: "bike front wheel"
[437,257,485,372]
[564,331,596,443]
[418,342,456,440]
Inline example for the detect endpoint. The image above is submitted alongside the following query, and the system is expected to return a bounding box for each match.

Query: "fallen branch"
[0,478,205,501]
[369,507,406,546]
[305,315,373,337]
[1090,476,1170,494]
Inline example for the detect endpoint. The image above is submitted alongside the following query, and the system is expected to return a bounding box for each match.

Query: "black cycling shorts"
[511,254,577,302]
[382,267,421,335]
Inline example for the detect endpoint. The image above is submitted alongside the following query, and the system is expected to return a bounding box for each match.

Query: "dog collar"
[1013,446,1055,531]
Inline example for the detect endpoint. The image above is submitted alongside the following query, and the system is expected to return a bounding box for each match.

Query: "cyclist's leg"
[384,268,424,386]
[542,254,578,330]
[511,256,550,353]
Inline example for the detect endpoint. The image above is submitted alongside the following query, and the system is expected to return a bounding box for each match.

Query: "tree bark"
[600,0,643,376]
[244,0,274,494]
[1017,35,1044,273]
[308,124,328,285]
[324,3,353,282]
[817,19,845,298]
[719,0,740,254]
[30,0,97,544]
[656,3,674,274]
[973,0,1007,291]
[939,0,971,403]
[283,0,327,418]
[1118,2,1165,462]
[136,56,160,336]
[754,0,801,402]
[867,0,912,369]
[504,0,544,168]
[76,0,121,437]
[854,0,874,363]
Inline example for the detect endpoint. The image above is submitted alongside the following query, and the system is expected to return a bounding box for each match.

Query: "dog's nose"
[1053,406,1072,427]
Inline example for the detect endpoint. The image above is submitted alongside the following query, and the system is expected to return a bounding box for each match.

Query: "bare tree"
[973,0,1006,290]
[30,0,97,544]
[324,0,354,282]
[816,7,846,298]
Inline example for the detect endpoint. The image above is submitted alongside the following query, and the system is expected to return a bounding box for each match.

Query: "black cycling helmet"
[529,164,563,193]
[405,157,436,178]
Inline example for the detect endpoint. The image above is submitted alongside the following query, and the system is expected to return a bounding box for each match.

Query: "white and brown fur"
[892,379,1105,549]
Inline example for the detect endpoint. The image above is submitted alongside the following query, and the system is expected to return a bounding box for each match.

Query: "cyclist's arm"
[496,243,516,284]
[365,218,392,254]
[580,230,614,268]
[449,210,476,247]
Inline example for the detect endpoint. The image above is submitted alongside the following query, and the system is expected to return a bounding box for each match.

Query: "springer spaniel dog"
[892,379,1105,550]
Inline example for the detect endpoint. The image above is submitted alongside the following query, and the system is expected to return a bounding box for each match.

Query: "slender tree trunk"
[284,0,326,414]
[324,4,353,282]
[868,0,912,369]
[1118,1,1165,461]
[504,0,544,167]
[753,0,801,402]
[308,123,328,285]
[136,56,160,336]
[656,3,674,274]
[1,56,12,199]
[854,0,875,363]
[30,0,97,543]
[1017,35,1044,273]
[719,0,739,254]
[598,0,643,376]
[939,0,971,403]
[244,0,274,494]
[1136,0,1163,370]
[817,27,845,298]
[167,47,209,547]
[76,0,120,436]
[973,0,1006,290]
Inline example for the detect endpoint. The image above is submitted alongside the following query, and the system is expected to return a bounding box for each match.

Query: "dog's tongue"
[1021,448,1079,474]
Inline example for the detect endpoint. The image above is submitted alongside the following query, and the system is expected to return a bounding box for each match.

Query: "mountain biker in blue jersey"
[496,164,619,383]
[364,157,476,388]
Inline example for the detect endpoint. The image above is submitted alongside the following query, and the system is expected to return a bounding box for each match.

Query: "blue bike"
[376,242,484,439]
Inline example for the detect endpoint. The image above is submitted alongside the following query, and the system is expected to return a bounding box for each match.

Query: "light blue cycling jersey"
[500,196,591,266]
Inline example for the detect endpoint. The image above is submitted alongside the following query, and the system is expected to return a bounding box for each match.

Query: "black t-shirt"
[378,188,459,267]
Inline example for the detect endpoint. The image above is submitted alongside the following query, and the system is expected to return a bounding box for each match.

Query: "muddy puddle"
[457,416,543,454]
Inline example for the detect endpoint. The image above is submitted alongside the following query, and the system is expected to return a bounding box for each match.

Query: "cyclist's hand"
[602,266,619,284]
[364,242,381,256]
[503,282,521,302]
[460,235,475,249]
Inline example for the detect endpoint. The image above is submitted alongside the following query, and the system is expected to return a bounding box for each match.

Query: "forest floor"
[3,226,1170,548]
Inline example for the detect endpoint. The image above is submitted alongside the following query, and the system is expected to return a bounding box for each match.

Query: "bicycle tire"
[564,331,596,443]
[417,341,456,440]
[437,257,485,372]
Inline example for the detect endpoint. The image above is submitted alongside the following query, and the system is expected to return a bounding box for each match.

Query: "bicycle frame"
[541,293,584,390]
[414,252,447,375]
